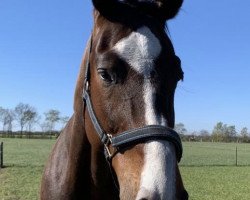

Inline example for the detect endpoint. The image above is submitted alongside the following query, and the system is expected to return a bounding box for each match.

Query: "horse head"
[82,0,188,199]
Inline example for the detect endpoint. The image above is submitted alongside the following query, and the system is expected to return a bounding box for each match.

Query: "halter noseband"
[82,37,183,163]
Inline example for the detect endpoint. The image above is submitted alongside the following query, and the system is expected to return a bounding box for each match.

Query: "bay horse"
[41,0,188,199]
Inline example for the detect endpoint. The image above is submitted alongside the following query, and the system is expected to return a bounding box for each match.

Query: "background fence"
[0,132,59,139]
[180,142,250,166]
[0,142,3,168]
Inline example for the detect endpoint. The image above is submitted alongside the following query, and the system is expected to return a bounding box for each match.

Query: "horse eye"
[97,69,115,83]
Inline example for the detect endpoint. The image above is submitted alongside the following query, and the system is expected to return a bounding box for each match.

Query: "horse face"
[85,1,187,199]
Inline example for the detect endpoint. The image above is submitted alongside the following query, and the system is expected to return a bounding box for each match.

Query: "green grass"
[0,138,55,200]
[0,139,250,199]
[181,166,250,200]
[180,142,250,199]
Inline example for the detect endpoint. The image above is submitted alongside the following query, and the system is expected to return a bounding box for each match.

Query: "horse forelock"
[92,0,183,24]
[73,38,93,114]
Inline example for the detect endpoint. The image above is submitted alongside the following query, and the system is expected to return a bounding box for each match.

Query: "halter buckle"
[104,144,112,158]
[85,81,89,92]
[104,134,115,160]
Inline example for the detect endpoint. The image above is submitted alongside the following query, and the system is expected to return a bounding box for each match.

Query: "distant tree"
[0,107,6,131]
[40,122,50,133]
[212,122,237,142]
[25,109,39,132]
[225,125,237,141]
[199,129,210,137]
[44,109,61,134]
[60,116,70,130]
[174,123,187,135]
[240,127,249,142]
[212,122,224,142]
[3,109,15,133]
[0,108,15,132]
[15,103,35,135]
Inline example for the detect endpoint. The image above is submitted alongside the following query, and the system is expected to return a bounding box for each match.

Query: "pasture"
[0,139,250,200]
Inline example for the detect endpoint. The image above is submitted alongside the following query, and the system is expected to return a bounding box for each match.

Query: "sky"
[0,0,250,133]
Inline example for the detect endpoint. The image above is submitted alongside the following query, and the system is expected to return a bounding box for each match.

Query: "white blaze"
[137,141,176,200]
[114,26,176,199]
[114,26,161,76]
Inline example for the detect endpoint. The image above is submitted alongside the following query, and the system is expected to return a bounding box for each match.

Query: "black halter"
[83,37,183,163]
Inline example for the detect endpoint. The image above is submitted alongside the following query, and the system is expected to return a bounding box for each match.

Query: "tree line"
[0,103,70,137]
[175,122,250,143]
[1,103,249,143]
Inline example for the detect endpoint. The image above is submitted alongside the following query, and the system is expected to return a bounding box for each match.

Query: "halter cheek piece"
[83,37,183,163]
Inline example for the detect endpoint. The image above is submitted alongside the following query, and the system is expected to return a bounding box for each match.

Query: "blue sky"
[0,0,249,132]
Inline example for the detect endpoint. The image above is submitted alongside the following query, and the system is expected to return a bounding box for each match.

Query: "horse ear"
[92,0,125,18]
[157,0,184,20]
[92,0,111,16]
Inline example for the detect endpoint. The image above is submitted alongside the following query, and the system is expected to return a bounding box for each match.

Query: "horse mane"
[73,39,91,115]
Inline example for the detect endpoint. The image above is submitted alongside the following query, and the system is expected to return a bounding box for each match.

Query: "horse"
[40,0,188,199]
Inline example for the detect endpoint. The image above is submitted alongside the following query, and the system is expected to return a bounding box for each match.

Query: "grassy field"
[181,142,250,166]
[0,139,250,199]
[0,138,55,200]
[180,142,250,200]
